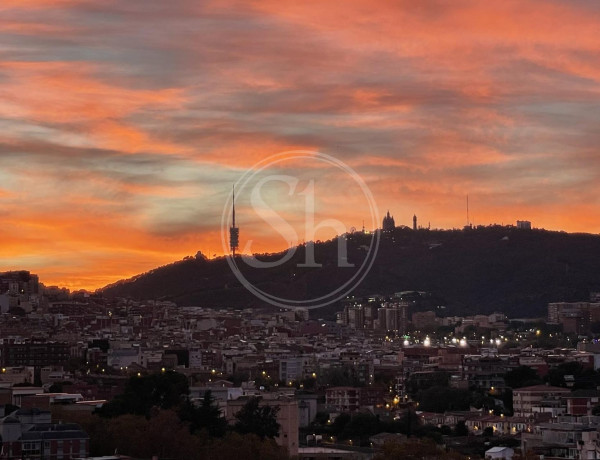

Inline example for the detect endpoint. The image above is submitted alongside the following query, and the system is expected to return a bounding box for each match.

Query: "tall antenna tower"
[229,186,239,255]
[466,194,470,227]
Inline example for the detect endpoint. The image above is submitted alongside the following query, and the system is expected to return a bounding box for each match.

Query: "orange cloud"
[0,61,187,154]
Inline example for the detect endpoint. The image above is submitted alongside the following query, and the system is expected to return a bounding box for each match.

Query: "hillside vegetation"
[101,226,600,317]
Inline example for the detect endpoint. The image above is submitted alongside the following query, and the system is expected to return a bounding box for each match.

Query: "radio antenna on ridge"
[466,194,470,227]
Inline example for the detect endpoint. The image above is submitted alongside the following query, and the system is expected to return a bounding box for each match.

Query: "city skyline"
[1,1,600,289]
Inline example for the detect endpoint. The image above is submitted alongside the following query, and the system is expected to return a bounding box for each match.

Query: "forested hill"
[100,226,600,318]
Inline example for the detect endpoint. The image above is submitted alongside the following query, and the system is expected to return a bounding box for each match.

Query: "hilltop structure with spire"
[382,211,395,232]
[229,187,239,255]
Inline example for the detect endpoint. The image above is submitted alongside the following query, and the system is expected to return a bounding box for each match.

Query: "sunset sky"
[1,0,600,290]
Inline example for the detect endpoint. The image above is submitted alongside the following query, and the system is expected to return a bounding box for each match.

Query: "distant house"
[485,446,514,459]
[522,417,600,459]
[565,389,600,416]
[325,387,360,413]
[0,408,89,459]
[513,385,570,417]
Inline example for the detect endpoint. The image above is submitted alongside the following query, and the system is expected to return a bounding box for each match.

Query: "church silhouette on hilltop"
[382,211,419,231]
[382,211,395,232]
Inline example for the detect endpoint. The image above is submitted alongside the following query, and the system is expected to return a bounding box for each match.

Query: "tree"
[103,410,207,459]
[49,381,74,394]
[470,392,499,413]
[48,382,64,393]
[397,409,421,438]
[313,411,330,426]
[179,390,227,437]
[299,376,317,390]
[406,372,449,395]
[226,372,250,386]
[504,366,542,389]
[330,412,351,436]
[50,406,209,458]
[501,388,514,416]
[8,307,26,317]
[341,413,380,444]
[416,387,471,412]
[414,424,443,444]
[544,362,600,389]
[453,420,468,437]
[546,361,583,386]
[234,397,280,439]
[97,371,189,418]
[440,425,453,436]
[321,366,361,387]
[254,374,273,390]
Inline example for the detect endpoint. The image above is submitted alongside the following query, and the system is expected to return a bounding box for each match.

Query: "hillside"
[100,226,600,317]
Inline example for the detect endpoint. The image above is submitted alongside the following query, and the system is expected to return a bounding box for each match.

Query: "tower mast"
[466,194,470,227]
[230,186,239,255]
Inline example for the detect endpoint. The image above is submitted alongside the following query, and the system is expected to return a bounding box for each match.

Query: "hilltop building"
[382,211,395,232]
[516,220,532,229]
